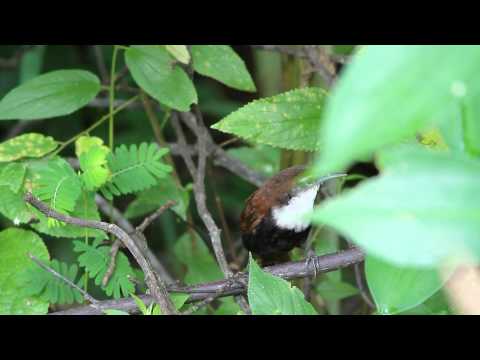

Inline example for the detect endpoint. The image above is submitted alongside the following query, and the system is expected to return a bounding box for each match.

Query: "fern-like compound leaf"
[73,240,136,299]
[23,259,84,305]
[102,143,171,198]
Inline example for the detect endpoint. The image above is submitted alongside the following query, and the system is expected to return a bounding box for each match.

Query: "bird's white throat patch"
[272,184,319,232]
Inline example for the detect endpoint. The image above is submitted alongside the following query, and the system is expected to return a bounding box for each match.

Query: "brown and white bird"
[240,165,345,266]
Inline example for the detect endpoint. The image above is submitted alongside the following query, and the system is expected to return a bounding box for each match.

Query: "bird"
[240,165,345,267]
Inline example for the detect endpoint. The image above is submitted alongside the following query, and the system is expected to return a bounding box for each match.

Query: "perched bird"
[240,165,345,266]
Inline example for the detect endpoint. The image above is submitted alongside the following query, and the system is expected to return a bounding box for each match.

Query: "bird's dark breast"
[242,212,310,263]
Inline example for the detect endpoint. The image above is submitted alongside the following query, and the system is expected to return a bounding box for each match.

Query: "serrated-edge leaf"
[211,87,327,151]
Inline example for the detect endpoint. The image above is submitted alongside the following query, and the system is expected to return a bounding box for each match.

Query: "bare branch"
[136,200,177,234]
[251,45,340,88]
[94,194,175,285]
[101,240,121,287]
[25,192,177,315]
[173,109,251,313]
[93,45,109,83]
[50,248,365,315]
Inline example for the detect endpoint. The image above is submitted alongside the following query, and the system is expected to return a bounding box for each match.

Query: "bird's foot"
[305,249,321,278]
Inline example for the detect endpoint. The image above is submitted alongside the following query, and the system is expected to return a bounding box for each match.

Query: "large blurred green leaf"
[366,255,446,314]
[312,147,480,267]
[247,255,317,315]
[315,45,480,173]
[398,289,453,315]
[125,45,197,111]
[0,228,50,314]
[212,87,326,151]
[0,70,100,121]
[191,45,256,92]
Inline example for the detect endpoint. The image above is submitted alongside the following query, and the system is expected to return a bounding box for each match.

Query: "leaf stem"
[109,45,119,150]
[51,95,139,157]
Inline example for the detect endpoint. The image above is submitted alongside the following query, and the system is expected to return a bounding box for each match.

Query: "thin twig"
[173,109,251,314]
[94,194,175,285]
[93,45,109,83]
[353,262,375,309]
[101,240,121,287]
[25,192,177,315]
[180,111,266,187]
[50,248,365,315]
[136,200,177,234]
[29,253,100,307]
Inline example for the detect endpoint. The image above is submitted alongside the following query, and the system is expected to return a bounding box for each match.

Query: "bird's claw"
[305,250,320,278]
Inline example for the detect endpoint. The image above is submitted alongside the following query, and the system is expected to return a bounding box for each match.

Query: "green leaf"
[131,293,149,315]
[191,45,256,92]
[0,185,34,224]
[0,228,50,314]
[226,144,280,178]
[312,147,480,267]
[125,176,190,221]
[0,133,58,162]
[30,157,82,226]
[214,298,242,315]
[211,87,326,151]
[0,162,26,192]
[173,232,222,284]
[366,255,446,314]
[165,45,190,64]
[315,45,480,173]
[460,95,480,157]
[79,144,111,191]
[316,279,359,303]
[75,135,107,157]
[125,45,197,111]
[104,309,129,315]
[23,259,84,305]
[73,241,136,299]
[102,143,172,198]
[398,290,453,315]
[0,69,101,121]
[171,293,189,310]
[247,255,317,315]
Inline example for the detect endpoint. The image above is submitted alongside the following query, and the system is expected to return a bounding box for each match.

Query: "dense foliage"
[0,45,475,315]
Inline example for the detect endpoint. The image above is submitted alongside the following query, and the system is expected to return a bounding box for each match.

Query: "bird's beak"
[314,173,348,185]
[296,172,347,188]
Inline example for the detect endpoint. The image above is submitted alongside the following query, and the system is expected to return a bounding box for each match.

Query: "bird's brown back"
[240,165,306,234]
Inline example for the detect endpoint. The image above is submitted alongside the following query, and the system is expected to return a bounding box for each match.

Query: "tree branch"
[94,194,175,285]
[24,192,178,315]
[50,248,365,315]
